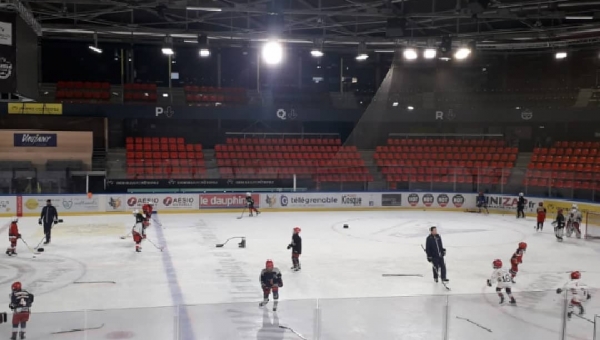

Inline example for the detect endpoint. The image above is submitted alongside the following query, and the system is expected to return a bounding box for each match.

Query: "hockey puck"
[343,224,348,229]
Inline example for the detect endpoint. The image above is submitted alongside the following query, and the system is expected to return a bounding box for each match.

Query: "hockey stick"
[278,325,307,340]
[456,316,492,333]
[572,313,594,324]
[421,244,450,290]
[120,231,131,240]
[20,238,42,255]
[145,238,164,252]
[73,281,116,284]
[215,237,244,248]
[382,274,423,277]
[51,323,104,334]
[236,207,246,219]
[33,236,46,252]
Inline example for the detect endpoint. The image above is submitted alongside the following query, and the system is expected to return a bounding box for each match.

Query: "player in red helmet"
[259,260,283,311]
[9,281,34,340]
[509,242,527,283]
[287,227,302,271]
[142,203,153,219]
[6,217,20,256]
[487,259,516,305]
[556,271,592,319]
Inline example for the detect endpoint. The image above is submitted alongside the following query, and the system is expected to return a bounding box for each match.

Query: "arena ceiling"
[15,0,600,51]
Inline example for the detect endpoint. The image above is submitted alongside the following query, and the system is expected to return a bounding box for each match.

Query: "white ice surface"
[1,211,599,340]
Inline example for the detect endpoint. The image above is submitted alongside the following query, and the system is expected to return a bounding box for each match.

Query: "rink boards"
[1,192,599,219]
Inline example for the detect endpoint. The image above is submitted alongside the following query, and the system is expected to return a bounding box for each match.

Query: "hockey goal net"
[584,212,600,239]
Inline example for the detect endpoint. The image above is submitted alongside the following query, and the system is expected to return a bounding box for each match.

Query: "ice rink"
[1,210,599,340]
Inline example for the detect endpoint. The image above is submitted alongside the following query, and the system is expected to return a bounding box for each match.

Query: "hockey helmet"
[133,209,139,215]
[246,192,251,197]
[11,216,18,222]
[572,204,578,209]
[11,282,21,292]
[493,259,502,269]
[518,242,527,250]
[293,227,301,233]
[265,259,274,269]
[519,192,523,197]
[539,202,543,206]
[571,271,581,280]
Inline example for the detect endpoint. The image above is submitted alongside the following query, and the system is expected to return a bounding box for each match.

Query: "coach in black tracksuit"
[39,199,58,245]
[425,226,448,283]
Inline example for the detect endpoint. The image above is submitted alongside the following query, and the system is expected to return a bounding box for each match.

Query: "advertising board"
[19,195,100,214]
[199,193,259,209]
[402,192,471,209]
[124,194,197,210]
[485,195,541,214]
[262,192,379,209]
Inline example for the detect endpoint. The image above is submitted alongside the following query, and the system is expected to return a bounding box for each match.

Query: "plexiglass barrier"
[11,290,598,340]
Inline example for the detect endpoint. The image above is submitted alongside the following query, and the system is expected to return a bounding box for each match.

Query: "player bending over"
[536,202,546,231]
[9,282,34,340]
[246,193,260,217]
[287,227,302,271]
[509,242,527,283]
[487,259,516,305]
[132,209,149,252]
[259,260,283,311]
[566,204,583,238]
[476,192,488,214]
[143,203,162,228]
[553,209,566,242]
[6,217,20,256]
[556,271,592,319]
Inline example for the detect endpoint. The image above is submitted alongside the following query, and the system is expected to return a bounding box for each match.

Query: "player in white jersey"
[556,271,592,319]
[566,204,583,238]
[487,259,516,305]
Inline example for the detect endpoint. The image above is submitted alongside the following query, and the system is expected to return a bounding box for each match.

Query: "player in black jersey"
[287,227,302,271]
[246,192,260,217]
[9,282,34,340]
[259,260,283,311]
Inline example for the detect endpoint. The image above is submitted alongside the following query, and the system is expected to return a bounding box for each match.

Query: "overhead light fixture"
[199,49,210,57]
[439,57,451,61]
[162,35,174,55]
[262,40,283,65]
[88,33,102,53]
[424,48,437,59]
[403,49,418,60]
[555,52,567,59]
[565,16,593,20]
[375,50,395,53]
[186,6,222,12]
[162,47,174,55]
[356,54,368,61]
[454,48,471,60]
[310,49,323,57]
[407,106,414,110]
[356,42,368,61]
[88,45,102,54]
[392,102,399,107]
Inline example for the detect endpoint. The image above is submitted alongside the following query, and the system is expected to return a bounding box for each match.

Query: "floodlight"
[356,53,368,61]
[403,49,418,60]
[392,102,399,107]
[407,106,414,110]
[262,41,283,65]
[454,48,471,60]
[162,48,174,55]
[555,52,567,59]
[311,49,324,57]
[88,45,102,54]
[424,49,436,59]
[199,48,210,57]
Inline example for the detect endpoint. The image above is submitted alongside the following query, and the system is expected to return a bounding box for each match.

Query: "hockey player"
[556,271,592,320]
[566,204,583,238]
[553,208,566,242]
[259,260,283,311]
[487,259,516,305]
[9,281,34,340]
[536,202,546,231]
[425,226,449,283]
[509,242,527,283]
[132,209,148,252]
[6,217,20,256]
[516,193,525,218]
[287,227,302,271]
[246,193,260,217]
[476,192,488,214]
[142,203,162,228]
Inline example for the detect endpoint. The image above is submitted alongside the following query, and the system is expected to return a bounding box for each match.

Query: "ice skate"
[434,278,438,283]
[256,211,261,216]
[249,213,253,217]
[273,301,278,311]
[11,332,17,340]
[259,299,269,307]
[499,295,505,304]
[509,297,516,305]
[19,331,25,340]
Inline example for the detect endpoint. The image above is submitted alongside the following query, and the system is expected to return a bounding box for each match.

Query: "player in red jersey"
[6,217,20,256]
[509,242,527,283]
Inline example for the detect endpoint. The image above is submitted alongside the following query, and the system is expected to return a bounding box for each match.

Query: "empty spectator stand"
[125,137,205,179]
[55,81,110,102]
[184,86,247,105]
[214,135,371,183]
[525,141,600,194]
[124,83,158,102]
[375,137,517,191]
